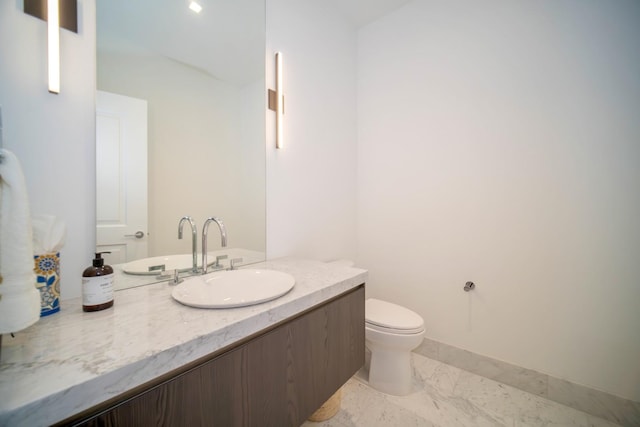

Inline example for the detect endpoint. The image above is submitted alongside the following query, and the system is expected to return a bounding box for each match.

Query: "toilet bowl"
[365,298,425,396]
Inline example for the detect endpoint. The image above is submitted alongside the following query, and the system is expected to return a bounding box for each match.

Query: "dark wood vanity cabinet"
[65,285,364,427]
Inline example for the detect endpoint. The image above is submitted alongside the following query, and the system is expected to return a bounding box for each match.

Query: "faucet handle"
[165,268,184,285]
[214,255,228,267]
[230,258,243,270]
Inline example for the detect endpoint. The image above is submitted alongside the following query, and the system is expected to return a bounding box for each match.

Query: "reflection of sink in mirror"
[171,269,295,309]
[123,254,208,275]
[122,248,265,275]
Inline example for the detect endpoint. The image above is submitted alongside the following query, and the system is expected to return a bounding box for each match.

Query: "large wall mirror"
[96,0,266,280]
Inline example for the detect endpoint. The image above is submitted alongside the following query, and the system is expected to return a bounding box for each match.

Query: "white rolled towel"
[0,149,40,334]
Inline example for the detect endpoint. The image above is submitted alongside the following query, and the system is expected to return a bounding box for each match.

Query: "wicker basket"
[308,387,342,422]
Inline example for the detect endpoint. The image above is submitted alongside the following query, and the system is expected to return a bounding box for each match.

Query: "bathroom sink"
[171,269,295,308]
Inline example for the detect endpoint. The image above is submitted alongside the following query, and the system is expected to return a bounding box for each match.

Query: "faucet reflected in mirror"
[202,217,228,275]
[121,214,266,284]
[177,216,198,274]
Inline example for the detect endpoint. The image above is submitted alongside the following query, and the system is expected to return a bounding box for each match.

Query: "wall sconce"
[47,0,60,94]
[23,0,78,94]
[268,52,284,149]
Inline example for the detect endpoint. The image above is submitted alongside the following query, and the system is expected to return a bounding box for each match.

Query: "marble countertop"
[0,258,367,426]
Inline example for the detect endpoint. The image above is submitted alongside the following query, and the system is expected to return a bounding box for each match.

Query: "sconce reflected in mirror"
[268,52,284,149]
[23,0,78,94]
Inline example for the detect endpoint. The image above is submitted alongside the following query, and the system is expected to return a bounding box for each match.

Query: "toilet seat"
[365,298,424,334]
[366,322,424,335]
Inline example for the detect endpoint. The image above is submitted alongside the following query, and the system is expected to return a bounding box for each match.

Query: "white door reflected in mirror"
[96,91,148,265]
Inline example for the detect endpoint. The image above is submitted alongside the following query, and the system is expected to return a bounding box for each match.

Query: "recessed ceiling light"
[189,1,202,14]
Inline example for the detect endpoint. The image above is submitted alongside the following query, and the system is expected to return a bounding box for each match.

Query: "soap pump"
[82,252,114,312]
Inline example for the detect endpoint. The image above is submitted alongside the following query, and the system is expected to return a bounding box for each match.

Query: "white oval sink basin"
[171,269,295,308]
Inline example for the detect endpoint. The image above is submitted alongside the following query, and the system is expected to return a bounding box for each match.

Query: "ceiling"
[330,0,413,28]
[97,0,264,87]
[97,0,413,88]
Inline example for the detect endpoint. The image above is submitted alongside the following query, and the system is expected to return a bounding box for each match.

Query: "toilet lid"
[365,298,424,332]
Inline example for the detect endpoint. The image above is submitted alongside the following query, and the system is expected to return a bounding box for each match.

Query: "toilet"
[365,298,425,396]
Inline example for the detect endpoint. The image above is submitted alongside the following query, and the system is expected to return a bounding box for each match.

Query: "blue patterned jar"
[34,252,61,316]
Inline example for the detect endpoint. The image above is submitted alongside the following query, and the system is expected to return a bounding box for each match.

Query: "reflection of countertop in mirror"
[113,248,267,290]
[0,258,367,426]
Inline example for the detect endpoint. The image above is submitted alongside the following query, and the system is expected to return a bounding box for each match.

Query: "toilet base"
[367,344,414,396]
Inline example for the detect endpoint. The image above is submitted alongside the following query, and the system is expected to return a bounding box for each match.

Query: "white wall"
[357,0,640,401]
[237,80,267,251]
[97,50,265,257]
[265,0,358,261]
[0,0,96,300]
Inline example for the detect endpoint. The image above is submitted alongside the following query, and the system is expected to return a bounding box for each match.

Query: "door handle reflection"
[125,231,145,239]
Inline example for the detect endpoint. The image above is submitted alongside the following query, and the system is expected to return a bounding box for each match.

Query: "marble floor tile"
[305,353,622,427]
[453,370,529,422]
[390,386,515,427]
[302,380,436,427]
[547,376,640,427]
[415,355,462,397]
[586,415,630,427]
[415,338,637,424]
[437,340,548,398]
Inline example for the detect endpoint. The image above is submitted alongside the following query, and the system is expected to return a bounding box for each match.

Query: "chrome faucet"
[178,216,198,273]
[202,217,227,274]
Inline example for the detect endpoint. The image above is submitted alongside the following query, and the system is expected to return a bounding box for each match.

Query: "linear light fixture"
[268,52,284,149]
[24,0,78,94]
[276,52,284,149]
[47,0,60,94]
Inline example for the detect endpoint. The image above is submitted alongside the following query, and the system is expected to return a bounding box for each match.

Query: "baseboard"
[414,337,640,427]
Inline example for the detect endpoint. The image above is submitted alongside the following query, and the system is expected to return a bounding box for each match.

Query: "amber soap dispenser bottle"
[82,252,114,312]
